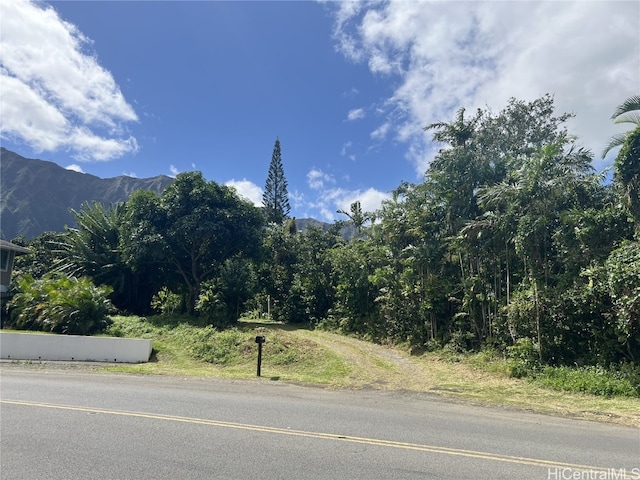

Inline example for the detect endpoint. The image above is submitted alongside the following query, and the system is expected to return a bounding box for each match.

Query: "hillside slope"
[0,148,174,240]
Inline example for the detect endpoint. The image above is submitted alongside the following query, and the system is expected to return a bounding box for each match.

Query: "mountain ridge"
[1,148,174,240]
[0,148,336,240]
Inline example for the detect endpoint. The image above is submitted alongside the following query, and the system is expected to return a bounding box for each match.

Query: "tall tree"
[55,199,166,315]
[119,190,172,313]
[478,138,597,360]
[262,138,291,224]
[130,172,264,315]
[258,222,299,322]
[419,95,577,349]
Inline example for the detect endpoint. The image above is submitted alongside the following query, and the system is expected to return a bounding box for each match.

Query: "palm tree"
[603,95,640,233]
[55,201,124,283]
[478,138,597,360]
[424,107,481,148]
[602,95,640,158]
[337,201,370,236]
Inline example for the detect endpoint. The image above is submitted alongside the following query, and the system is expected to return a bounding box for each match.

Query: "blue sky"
[1,1,638,222]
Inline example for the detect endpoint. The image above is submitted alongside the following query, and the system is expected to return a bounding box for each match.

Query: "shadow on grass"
[144,314,313,333]
[237,319,312,332]
[145,314,211,329]
[148,348,159,363]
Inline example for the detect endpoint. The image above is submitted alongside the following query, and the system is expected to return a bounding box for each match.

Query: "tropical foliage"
[6,95,639,383]
[8,274,112,335]
[602,95,640,157]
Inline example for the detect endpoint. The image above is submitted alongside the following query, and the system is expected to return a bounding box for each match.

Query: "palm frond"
[601,133,628,158]
[614,110,640,126]
[612,95,640,120]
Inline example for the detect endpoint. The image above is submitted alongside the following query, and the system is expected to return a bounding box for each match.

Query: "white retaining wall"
[0,332,152,363]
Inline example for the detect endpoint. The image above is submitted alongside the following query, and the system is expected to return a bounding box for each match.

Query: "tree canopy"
[8,95,639,374]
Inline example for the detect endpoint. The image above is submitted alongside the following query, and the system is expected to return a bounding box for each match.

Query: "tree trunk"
[533,278,543,362]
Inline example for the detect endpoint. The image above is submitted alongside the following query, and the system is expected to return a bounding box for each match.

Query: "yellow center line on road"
[0,399,613,474]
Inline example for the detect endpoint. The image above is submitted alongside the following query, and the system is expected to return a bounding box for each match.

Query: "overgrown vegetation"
[6,97,640,399]
[6,274,112,335]
[533,365,639,397]
[108,315,638,401]
[104,315,349,384]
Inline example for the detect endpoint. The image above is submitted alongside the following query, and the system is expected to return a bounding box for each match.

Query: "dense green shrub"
[534,365,639,397]
[604,241,640,358]
[507,337,542,378]
[151,287,183,316]
[196,281,231,328]
[8,274,113,335]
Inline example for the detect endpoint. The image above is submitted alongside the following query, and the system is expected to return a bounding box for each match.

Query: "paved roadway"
[1,367,639,480]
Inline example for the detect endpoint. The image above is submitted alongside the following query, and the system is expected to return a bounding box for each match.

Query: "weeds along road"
[1,368,639,480]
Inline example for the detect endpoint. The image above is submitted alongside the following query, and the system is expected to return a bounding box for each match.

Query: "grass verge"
[12,314,638,428]
[103,315,351,383]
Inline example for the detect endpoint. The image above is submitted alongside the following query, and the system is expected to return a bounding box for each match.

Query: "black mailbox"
[255,335,266,377]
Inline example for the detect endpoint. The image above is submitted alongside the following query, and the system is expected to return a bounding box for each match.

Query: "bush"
[7,274,113,335]
[196,281,234,329]
[616,362,640,393]
[604,241,640,352]
[535,365,639,397]
[507,337,542,378]
[151,287,183,316]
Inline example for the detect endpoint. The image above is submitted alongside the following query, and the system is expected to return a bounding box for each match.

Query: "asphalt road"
[1,367,639,480]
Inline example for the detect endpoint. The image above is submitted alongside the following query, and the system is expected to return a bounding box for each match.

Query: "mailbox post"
[255,335,266,377]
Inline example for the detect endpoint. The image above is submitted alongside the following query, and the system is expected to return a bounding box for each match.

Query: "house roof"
[0,239,31,255]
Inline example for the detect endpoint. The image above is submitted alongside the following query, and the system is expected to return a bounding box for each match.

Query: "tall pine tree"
[262,138,291,224]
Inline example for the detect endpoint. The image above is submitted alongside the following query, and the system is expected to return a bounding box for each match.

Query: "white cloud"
[300,166,391,221]
[225,179,263,207]
[347,108,365,121]
[370,122,391,141]
[340,141,357,161]
[342,87,360,98]
[221,180,385,224]
[310,186,391,223]
[307,168,335,190]
[329,1,640,176]
[331,1,367,62]
[169,165,179,177]
[122,171,137,178]
[289,190,307,211]
[65,164,84,173]
[0,0,138,161]
[334,187,390,217]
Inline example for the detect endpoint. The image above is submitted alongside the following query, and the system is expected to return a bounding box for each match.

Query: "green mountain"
[0,148,174,240]
[0,148,340,241]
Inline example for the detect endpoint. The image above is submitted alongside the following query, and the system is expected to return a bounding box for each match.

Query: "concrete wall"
[0,332,152,363]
